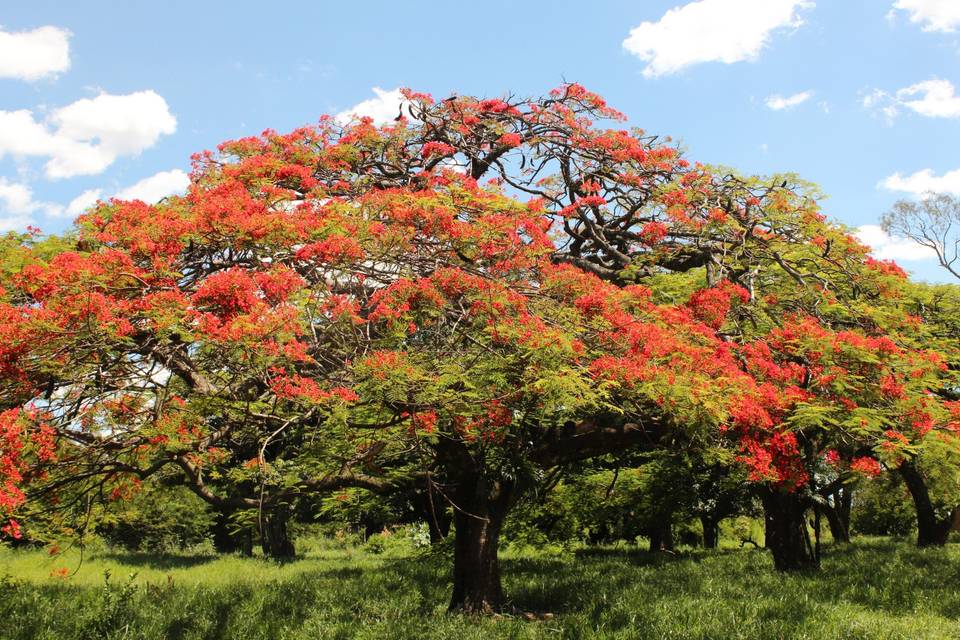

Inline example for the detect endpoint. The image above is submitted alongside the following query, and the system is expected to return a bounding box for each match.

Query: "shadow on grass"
[94,552,221,570]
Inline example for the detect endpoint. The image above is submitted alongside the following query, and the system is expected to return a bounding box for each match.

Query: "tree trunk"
[648,520,674,552]
[899,461,954,548]
[760,489,818,571]
[700,515,719,549]
[823,487,851,544]
[448,475,514,614]
[838,487,852,540]
[260,508,295,560]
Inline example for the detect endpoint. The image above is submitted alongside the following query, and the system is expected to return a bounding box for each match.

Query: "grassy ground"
[1,538,958,639]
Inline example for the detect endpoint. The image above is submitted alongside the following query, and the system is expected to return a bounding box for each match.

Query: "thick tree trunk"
[648,520,674,552]
[260,508,295,560]
[700,515,719,549]
[448,475,514,614]
[761,489,818,571]
[899,462,954,548]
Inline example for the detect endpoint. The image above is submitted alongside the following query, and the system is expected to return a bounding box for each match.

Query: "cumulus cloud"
[896,79,960,118]
[115,169,189,202]
[0,177,63,230]
[64,188,102,217]
[855,224,937,261]
[60,169,190,219]
[765,90,813,110]
[0,25,71,81]
[863,78,960,121]
[879,168,960,196]
[622,0,813,78]
[335,87,406,125]
[0,91,177,179]
[890,0,960,33]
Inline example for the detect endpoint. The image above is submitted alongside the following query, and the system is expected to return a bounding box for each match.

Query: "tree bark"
[760,489,818,571]
[700,515,719,549]
[648,520,674,552]
[448,474,514,614]
[260,508,295,560]
[823,487,851,544]
[899,461,955,548]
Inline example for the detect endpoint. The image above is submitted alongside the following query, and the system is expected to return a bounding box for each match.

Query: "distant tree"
[882,193,960,281]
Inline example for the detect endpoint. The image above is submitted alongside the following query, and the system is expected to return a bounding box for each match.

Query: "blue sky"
[1,0,959,282]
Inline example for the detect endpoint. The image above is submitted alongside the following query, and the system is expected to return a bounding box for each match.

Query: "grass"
[1,538,958,639]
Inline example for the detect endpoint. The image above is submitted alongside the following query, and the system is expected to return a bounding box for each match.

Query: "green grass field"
[2,538,958,639]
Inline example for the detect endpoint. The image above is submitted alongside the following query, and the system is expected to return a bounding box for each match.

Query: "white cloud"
[855,224,937,261]
[622,0,814,78]
[896,79,960,118]
[891,0,960,32]
[65,188,102,217]
[880,168,960,196]
[335,87,407,125]
[0,215,31,233]
[0,25,71,81]
[0,177,63,230]
[862,78,960,121]
[59,169,190,219]
[0,91,177,179]
[765,90,813,110]
[861,89,900,123]
[115,169,189,202]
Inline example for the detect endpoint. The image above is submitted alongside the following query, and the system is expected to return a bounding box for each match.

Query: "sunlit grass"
[2,538,958,639]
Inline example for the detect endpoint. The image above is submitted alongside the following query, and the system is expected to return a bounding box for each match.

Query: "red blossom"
[498,132,522,147]
[850,456,882,477]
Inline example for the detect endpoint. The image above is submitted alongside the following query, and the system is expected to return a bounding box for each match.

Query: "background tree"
[882,193,960,281]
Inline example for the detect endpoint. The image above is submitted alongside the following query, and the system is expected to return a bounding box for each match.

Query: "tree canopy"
[1,84,958,612]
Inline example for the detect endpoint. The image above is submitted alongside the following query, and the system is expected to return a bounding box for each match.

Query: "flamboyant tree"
[881,281,960,546]
[1,84,958,610]
[0,106,755,611]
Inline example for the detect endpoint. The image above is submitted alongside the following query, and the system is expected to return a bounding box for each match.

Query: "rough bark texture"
[260,508,296,560]
[448,474,515,614]
[899,462,955,548]
[761,489,818,571]
[700,515,719,549]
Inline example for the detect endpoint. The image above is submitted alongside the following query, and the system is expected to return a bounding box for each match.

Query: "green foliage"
[95,482,216,553]
[363,524,432,556]
[851,475,917,537]
[504,453,753,548]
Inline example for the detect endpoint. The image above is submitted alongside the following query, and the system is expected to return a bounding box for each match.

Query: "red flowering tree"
[0,109,751,611]
[1,84,957,610]
[881,281,960,546]
[383,86,960,568]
